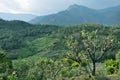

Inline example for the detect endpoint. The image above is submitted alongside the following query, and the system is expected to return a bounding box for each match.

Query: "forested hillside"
[0,19,120,80]
[0,19,61,58]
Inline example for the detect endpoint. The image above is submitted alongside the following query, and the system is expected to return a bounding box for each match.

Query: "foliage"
[7,71,18,80]
[116,49,120,72]
[65,29,117,75]
[0,19,61,58]
[0,49,13,80]
[116,49,120,61]
[104,59,119,74]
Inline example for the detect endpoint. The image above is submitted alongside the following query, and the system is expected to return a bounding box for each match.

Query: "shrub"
[104,59,119,74]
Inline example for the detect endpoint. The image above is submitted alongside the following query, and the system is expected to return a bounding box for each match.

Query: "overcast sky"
[0,0,120,15]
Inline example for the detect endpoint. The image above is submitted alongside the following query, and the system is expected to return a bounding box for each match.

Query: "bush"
[104,59,119,74]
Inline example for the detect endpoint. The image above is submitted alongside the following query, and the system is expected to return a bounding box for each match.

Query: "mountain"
[100,5,120,25]
[30,4,120,26]
[30,4,103,25]
[0,12,37,22]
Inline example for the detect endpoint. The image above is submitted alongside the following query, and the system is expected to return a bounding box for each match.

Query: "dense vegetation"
[0,19,120,80]
[0,19,61,58]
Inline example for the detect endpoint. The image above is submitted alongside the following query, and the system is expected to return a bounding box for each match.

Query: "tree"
[66,30,116,76]
[47,60,64,80]
[116,49,120,71]
[82,30,117,75]
[65,35,92,76]
[0,49,13,80]
[26,59,64,80]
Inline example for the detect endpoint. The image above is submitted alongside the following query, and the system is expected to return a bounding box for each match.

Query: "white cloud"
[14,0,31,10]
[0,3,17,13]
[0,0,20,13]
[0,3,10,12]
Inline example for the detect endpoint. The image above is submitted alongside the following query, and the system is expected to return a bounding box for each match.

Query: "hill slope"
[0,19,61,58]
[0,19,120,59]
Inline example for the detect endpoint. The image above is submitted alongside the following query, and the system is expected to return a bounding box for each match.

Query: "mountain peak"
[70,4,80,7]
[67,4,89,11]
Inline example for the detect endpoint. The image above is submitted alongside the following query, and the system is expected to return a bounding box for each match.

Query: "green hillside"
[0,19,61,58]
[0,19,120,59]
[0,19,120,80]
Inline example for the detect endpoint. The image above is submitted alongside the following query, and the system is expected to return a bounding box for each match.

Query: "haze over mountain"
[0,12,36,22]
[99,5,120,25]
[30,4,120,26]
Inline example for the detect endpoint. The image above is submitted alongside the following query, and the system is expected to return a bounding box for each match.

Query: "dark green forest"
[0,19,120,80]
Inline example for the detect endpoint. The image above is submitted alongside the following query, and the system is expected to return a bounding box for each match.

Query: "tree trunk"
[92,61,96,76]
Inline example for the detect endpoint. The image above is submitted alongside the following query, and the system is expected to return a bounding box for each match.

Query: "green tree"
[65,30,116,76]
[116,49,120,71]
[26,59,64,80]
[0,49,13,80]
[82,30,116,75]
[7,71,18,80]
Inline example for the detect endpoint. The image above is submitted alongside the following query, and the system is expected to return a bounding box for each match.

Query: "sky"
[0,0,120,16]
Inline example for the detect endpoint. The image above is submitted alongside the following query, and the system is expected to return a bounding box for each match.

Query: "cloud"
[0,3,10,12]
[0,3,17,13]
[0,0,120,15]
[79,0,120,9]
[14,0,31,10]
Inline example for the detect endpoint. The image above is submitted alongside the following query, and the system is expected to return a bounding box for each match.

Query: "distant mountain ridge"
[0,12,37,22]
[99,5,120,25]
[30,4,120,26]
